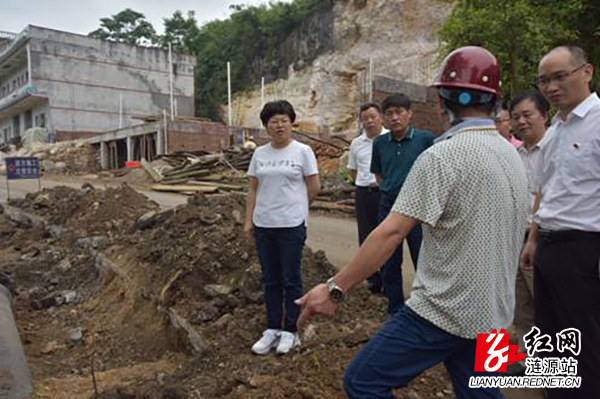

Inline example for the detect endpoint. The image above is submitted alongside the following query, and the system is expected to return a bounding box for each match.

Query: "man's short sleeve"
[392,151,458,227]
[302,146,319,176]
[348,140,358,170]
[247,150,258,176]
[532,147,546,194]
[370,137,382,175]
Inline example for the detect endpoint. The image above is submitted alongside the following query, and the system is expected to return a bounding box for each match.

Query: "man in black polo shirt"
[371,94,435,315]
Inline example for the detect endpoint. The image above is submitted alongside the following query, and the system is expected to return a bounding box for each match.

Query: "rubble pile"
[0,140,98,175]
[2,186,452,398]
[10,184,159,246]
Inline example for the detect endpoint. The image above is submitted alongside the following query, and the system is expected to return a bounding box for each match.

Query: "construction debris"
[0,140,98,175]
[0,185,453,398]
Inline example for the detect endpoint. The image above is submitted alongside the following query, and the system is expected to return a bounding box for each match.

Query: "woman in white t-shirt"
[245,100,320,355]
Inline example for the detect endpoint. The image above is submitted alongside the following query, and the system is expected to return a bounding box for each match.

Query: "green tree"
[89,8,157,46]
[159,11,201,54]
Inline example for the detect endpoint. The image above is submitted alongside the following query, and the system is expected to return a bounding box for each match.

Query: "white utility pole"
[168,43,174,120]
[368,57,374,102]
[163,109,168,153]
[261,77,265,108]
[227,61,232,126]
[26,44,32,85]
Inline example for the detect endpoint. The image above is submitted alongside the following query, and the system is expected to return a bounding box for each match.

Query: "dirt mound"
[10,184,159,246]
[2,186,453,398]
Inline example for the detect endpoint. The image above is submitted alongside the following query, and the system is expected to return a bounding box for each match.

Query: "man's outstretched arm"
[296,212,419,327]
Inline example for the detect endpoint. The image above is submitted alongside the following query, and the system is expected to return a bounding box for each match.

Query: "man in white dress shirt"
[348,103,386,293]
[521,45,600,398]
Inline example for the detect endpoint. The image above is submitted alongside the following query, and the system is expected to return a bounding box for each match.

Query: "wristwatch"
[327,277,345,303]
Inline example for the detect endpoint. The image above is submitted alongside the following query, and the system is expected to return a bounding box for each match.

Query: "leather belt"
[538,229,600,243]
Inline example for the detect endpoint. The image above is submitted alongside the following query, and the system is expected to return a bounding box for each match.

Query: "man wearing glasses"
[521,46,600,398]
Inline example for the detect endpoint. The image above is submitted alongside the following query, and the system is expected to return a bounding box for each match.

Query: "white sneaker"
[251,329,281,355]
[276,331,301,355]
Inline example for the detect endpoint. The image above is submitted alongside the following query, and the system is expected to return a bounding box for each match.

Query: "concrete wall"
[26,26,196,135]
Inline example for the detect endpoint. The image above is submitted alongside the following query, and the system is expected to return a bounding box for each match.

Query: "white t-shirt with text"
[248,140,319,228]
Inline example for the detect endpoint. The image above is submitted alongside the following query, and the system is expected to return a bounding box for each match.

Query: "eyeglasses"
[535,64,588,87]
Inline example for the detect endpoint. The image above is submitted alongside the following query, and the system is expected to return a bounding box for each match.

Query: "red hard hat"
[434,46,501,96]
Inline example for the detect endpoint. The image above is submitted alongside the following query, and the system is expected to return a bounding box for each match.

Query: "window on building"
[25,71,29,82]
[39,113,46,128]
[12,80,16,91]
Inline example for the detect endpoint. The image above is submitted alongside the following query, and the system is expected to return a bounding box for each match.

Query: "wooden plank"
[161,169,213,181]
[187,181,246,191]
[151,184,219,193]
[310,201,354,214]
[140,158,162,182]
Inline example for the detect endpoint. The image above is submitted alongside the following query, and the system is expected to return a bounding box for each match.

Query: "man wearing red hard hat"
[296,46,528,398]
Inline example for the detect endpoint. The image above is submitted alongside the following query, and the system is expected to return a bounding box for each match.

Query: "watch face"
[330,288,344,303]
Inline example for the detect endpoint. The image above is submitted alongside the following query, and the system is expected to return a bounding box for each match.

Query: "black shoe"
[505,361,526,376]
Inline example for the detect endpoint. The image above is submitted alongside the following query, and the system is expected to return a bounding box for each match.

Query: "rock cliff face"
[229,0,453,134]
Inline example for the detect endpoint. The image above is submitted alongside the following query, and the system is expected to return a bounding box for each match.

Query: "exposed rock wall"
[229,0,454,134]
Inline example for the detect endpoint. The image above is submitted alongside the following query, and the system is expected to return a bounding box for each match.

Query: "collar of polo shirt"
[388,127,414,143]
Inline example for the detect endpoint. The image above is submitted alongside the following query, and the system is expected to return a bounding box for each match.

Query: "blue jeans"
[378,193,423,315]
[253,223,306,333]
[344,306,503,399]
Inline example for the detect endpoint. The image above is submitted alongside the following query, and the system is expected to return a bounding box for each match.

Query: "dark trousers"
[344,306,502,399]
[355,186,382,289]
[379,193,422,315]
[254,223,307,333]
[534,230,600,399]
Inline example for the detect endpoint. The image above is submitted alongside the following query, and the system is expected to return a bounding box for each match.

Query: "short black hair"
[359,102,382,115]
[509,90,550,117]
[260,100,296,126]
[381,94,411,113]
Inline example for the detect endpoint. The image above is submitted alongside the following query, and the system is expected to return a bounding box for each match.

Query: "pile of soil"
[10,184,159,246]
[1,186,453,399]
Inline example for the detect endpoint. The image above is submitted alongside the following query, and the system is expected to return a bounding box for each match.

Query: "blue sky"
[1,0,291,36]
